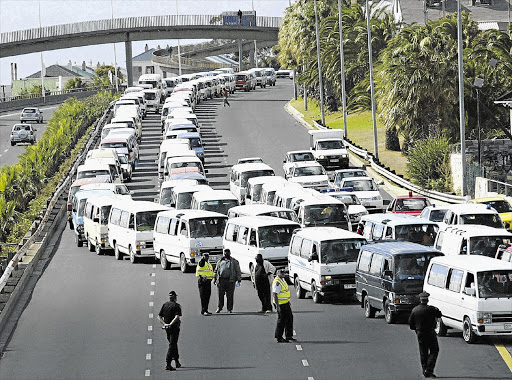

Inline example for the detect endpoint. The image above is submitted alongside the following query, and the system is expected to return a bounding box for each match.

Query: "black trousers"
[416,330,439,375]
[198,279,212,313]
[165,326,180,365]
[217,278,235,311]
[275,302,293,340]
[256,280,272,311]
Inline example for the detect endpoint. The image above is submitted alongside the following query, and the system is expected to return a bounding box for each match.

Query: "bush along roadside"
[0,92,115,257]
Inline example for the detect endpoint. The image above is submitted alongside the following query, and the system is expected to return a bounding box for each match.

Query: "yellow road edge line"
[495,343,512,372]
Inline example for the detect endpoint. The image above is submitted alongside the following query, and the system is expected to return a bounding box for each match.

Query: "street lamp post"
[313,0,326,126]
[457,1,467,196]
[366,0,379,159]
[474,78,484,166]
[176,0,182,76]
[338,0,348,138]
[110,0,119,92]
[38,0,45,102]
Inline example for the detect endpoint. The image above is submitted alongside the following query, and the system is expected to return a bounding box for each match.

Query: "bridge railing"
[1,15,282,44]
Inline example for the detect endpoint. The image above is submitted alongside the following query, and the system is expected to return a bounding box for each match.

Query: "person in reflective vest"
[196,253,214,315]
[272,269,296,343]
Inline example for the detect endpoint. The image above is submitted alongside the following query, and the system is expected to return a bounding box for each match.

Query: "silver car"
[11,123,36,145]
[20,107,43,123]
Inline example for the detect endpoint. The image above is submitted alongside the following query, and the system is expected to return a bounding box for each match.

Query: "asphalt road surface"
[0,106,57,167]
[0,81,511,380]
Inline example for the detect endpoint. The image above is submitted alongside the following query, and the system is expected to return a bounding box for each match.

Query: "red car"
[386,192,431,216]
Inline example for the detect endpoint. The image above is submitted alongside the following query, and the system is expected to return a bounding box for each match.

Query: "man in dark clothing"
[409,292,442,378]
[158,291,182,371]
[214,248,242,313]
[253,253,275,313]
[238,9,243,25]
[196,253,214,315]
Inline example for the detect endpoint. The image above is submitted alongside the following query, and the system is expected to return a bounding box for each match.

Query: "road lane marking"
[293,330,297,336]
[149,313,153,319]
[147,339,152,345]
[146,354,151,360]
[151,272,155,277]
[150,290,154,296]
[151,281,155,286]
[302,359,309,367]
[153,264,156,269]
[296,345,302,351]
[495,344,512,372]
[148,326,153,331]
[4,149,8,153]
[145,369,150,377]
[149,302,154,307]
[308,377,314,380]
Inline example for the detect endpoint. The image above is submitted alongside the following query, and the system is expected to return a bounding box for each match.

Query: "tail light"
[409,191,413,197]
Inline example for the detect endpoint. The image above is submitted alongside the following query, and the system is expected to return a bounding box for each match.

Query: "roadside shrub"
[385,126,400,151]
[406,136,452,192]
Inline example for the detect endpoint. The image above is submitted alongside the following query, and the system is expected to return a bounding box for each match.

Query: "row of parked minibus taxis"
[66,67,512,345]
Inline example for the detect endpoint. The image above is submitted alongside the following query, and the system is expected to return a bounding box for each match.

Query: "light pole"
[176,0,182,75]
[366,0,379,159]
[338,0,348,138]
[110,0,119,91]
[313,0,325,126]
[38,0,45,102]
[457,0,467,196]
[473,77,484,166]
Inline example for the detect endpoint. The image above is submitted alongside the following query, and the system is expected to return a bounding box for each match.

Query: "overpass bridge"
[0,14,281,85]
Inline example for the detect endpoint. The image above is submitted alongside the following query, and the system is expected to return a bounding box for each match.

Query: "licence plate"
[330,159,339,163]
[344,284,356,289]
[209,255,220,262]
[505,323,512,330]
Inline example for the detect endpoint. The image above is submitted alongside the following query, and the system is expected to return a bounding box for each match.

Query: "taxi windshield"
[295,166,324,177]
[320,239,366,264]
[460,213,504,229]
[343,179,377,191]
[477,271,512,298]
[258,225,296,248]
[317,141,343,150]
[395,224,438,246]
[189,217,227,238]
[241,170,274,187]
[395,253,439,280]
[469,236,512,257]
[304,204,347,226]
[136,211,160,231]
[290,152,315,162]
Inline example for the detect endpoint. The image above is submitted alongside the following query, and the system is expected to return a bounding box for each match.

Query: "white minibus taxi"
[157,139,191,179]
[229,163,275,204]
[153,209,227,272]
[158,179,199,206]
[289,227,367,303]
[227,204,298,223]
[223,216,300,277]
[108,200,168,263]
[170,184,212,209]
[190,190,239,215]
[424,255,512,343]
[245,176,286,205]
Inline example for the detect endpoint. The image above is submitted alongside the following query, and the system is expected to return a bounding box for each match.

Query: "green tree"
[93,65,124,86]
[64,77,88,90]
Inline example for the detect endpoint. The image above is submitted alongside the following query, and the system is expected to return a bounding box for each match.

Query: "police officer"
[196,253,214,315]
[272,269,296,343]
[409,292,442,378]
[158,291,182,371]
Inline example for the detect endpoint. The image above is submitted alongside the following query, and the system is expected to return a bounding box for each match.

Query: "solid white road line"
[302,359,309,367]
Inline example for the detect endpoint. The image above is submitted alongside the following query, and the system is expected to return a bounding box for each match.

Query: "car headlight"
[76,225,84,233]
[136,241,146,249]
[477,312,492,324]
[319,155,325,159]
[342,154,348,158]
[320,275,333,286]
[393,294,413,304]
[100,233,108,242]
[372,195,382,201]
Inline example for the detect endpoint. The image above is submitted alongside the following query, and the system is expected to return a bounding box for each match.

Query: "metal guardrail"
[1,85,114,103]
[0,102,113,293]
[312,120,467,204]
[1,15,281,44]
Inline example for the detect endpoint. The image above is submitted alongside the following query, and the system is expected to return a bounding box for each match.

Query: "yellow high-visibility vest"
[196,262,214,280]
[273,277,290,304]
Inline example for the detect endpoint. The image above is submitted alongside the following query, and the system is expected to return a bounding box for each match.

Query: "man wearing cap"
[196,253,214,315]
[158,291,182,371]
[272,269,296,343]
[214,248,241,313]
[409,292,442,378]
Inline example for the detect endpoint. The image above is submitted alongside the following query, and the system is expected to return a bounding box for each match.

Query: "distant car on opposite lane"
[20,107,43,123]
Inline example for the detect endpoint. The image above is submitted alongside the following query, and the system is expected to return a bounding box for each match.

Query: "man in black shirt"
[409,292,442,378]
[158,291,182,371]
[253,253,275,313]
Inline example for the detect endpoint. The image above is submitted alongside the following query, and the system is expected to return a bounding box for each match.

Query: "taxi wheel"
[161,250,170,270]
[87,235,95,252]
[114,244,123,260]
[130,246,138,264]
[384,300,397,324]
[463,316,477,344]
[75,234,83,248]
[435,317,447,337]
[364,296,376,318]
[180,253,190,273]
[311,281,323,304]
[295,277,306,299]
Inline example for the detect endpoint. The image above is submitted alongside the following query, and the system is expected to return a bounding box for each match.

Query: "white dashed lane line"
[148,326,153,331]
[145,369,151,377]
[150,290,155,296]
[302,359,309,367]
[149,313,153,319]
[149,302,154,307]
[147,339,152,345]
[296,345,302,351]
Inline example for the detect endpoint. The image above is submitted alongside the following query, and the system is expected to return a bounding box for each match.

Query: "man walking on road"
[253,253,275,313]
[214,248,241,313]
[196,253,214,315]
[272,269,296,343]
[158,291,182,371]
[222,87,230,107]
[409,292,442,378]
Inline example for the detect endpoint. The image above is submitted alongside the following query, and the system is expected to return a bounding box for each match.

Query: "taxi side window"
[120,211,130,228]
[237,226,248,244]
[169,218,179,236]
[373,224,385,241]
[357,250,372,272]
[290,236,303,256]
[300,239,312,259]
[369,254,384,276]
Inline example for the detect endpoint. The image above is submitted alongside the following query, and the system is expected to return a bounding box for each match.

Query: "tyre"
[10,142,15,146]
[87,235,95,252]
[249,264,255,287]
[129,246,138,264]
[384,300,397,324]
[311,281,323,304]
[364,296,376,318]
[114,243,123,260]
[95,239,103,256]
[180,253,190,273]
[435,317,447,337]
[160,250,170,270]
[463,316,477,344]
[295,276,306,299]
[75,233,83,248]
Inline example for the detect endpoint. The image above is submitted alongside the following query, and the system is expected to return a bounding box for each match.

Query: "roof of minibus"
[157,209,226,220]
[361,213,438,226]
[231,162,274,173]
[85,194,132,208]
[293,226,364,241]
[193,190,237,202]
[228,204,294,215]
[74,189,115,201]
[110,199,169,213]
[226,216,300,228]
[429,255,512,271]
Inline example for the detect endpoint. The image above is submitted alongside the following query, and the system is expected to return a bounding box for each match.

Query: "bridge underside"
[0,26,278,58]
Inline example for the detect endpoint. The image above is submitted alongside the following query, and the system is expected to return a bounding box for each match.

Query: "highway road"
[0,81,511,379]
[0,106,57,167]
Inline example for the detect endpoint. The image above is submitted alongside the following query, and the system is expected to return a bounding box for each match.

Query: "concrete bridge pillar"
[238,40,243,72]
[249,49,255,68]
[125,35,133,87]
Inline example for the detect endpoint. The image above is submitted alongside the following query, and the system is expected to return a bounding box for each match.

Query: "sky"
[0,0,291,85]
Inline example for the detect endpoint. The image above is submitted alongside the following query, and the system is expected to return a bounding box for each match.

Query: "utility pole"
[110,0,119,91]
[38,0,45,102]
[366,0,379,159]
[176,0,182,75]
[338,0,348,138]
[457,1,467,196]
[314,0,325,126]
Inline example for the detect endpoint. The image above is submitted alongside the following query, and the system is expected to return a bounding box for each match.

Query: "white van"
[138,73,163,102]
[170,184,212,209]
[294,194,352,231]
[245,176,286,205]
[143,89,160,113]
[229,162,275,204]
[83,194,132,255]
[108,200,168,263]
[153,209,227,272]
[227,205,298,223]
[76,162,115,182]
[157,139,191,179]
[434,225,512,257]
[441,204,505,230]
[261,181,287,206]
[289,227,367,303]
[165,156,205,177]
[424,255,512,343]
[158,179,200,206]
[190,190,239,215]
[223,216,300,277]
[272,182,311,209]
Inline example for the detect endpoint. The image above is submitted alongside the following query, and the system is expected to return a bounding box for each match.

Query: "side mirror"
[464,287,476,296]
[93,217,99,223]
[308,253,318,262]
[383,270,393,279]
[283,159,286,163]
[505,222,510,230]
[246,194,251,200]
[378,180,385,185]
[204,169,209,174]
